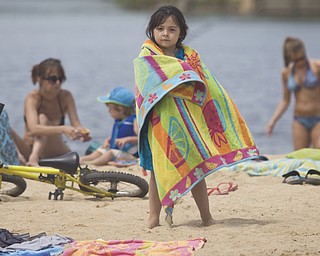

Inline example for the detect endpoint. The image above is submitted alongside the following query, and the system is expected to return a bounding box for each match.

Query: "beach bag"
[0,228,24,247]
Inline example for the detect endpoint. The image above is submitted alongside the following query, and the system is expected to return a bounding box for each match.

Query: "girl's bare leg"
[147,171,162,229]
[191,179,214,226]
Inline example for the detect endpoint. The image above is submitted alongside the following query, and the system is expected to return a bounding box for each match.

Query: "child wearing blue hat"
[80,87,138,166]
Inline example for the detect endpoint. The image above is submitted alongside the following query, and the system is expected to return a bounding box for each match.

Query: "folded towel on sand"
[224,158,320,177]
[285,148,320,161]
[62,238,206,256]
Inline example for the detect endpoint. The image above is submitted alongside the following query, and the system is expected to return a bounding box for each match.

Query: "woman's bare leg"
[147,171,162,229]
[10,128,31,163]
[28,114,49,165]
[31,113,71,159]
[41,134,70,158]
[292,120,310,150]
[11,114,71,164]
[311,123,320,148]
[27,136,46,166]
[191,179,214,226]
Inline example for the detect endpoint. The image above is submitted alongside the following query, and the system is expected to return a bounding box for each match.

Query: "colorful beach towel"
[285,148,320,161]
[134,40,259,223]
[0,108,20,165]
[224,158,320,177]
[62,238,206,256]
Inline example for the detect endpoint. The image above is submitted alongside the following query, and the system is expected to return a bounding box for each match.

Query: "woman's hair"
[146,5,188,49]
[283,37,306,67]
[31,58,66,85]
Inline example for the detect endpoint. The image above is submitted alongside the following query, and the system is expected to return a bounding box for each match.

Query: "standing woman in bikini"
[11,58,91,166]
[266,37,320,150]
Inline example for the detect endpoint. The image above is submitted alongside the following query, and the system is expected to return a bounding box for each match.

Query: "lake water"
[1,0,320,155]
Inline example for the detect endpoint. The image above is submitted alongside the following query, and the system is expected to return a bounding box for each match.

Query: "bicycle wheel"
[80,171,149,198]
[0,174,27,197]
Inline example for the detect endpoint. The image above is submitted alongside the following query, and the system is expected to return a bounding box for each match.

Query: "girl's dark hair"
[146,5,188,49]
[31,58,66,85]
[283,37,306,67]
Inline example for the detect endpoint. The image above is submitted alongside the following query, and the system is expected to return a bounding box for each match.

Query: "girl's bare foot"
[202,215,215,226]
[147,216,160,229]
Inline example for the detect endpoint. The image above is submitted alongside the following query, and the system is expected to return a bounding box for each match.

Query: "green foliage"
[114,0,245,13]
[115,0,156,9]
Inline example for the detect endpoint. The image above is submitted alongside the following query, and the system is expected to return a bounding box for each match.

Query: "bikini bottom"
[294,115,320,130]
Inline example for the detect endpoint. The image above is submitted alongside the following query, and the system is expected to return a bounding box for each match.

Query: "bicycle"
[0,151,149,200]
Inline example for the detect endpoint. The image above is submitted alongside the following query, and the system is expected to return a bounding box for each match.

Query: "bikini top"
[24,93,65,125]
[287,62,319,92]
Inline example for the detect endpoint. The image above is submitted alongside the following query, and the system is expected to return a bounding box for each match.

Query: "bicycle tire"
[0,174,27,197]
[80,171,149,198]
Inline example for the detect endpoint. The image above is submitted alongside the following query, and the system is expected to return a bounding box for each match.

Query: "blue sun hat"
[97,87,135,107]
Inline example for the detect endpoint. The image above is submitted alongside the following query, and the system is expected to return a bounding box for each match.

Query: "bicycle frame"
[1,151,149,200]
[0,163,115,199]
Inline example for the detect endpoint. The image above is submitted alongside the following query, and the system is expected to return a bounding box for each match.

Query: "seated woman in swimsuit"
[12,58,91,166]
[266,37,320,150]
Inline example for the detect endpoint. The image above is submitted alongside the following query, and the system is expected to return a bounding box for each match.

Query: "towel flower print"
[194,167,205,179]
[179,73,191,81]
[169,189,181,201]
[194,89,204,103]
[247,148,258,157]
[148,93,158,104]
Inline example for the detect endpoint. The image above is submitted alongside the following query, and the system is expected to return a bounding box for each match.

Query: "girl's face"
[153,16,181,56]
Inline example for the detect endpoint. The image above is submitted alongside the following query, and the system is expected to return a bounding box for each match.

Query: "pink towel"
[63,238,206,256]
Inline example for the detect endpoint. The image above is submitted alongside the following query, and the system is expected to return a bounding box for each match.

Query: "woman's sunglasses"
[42,76,65,85]
[292,56,306,63]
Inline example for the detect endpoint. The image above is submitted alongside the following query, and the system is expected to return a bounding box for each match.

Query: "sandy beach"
[1,160,320,256]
